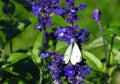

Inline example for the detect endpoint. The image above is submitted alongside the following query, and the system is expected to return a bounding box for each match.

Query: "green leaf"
[113,48,120,64]
[32,32,43,56]
[114,36,120,49]
[7,52,29,64]
[104,23,120,36]
[12,0,36,21]
[115,36,120,41]
[112,71,120,84]
[3,67,20,76]
[107,27,120,35]
[105,35,120,65]
[109,52,115,65]
[82,50,103,70]
[0,31,6,45]
[31,31,43,65]
[17,22,25,31]
[84,37,103,50]
[52,14,69,26]
[55,41,67,53]
[4,0,38,54]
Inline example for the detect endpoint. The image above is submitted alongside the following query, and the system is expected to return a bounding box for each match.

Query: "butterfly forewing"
[70,42,82,65]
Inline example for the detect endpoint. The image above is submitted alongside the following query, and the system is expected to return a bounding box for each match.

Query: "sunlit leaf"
[31,31,43,65]
[84,37,103,50]
[82,50,103,70]
[113,48,120,64]
[55,41,67,53]
[104,23,120,36]
[112,71,120,84]
[109,52,115,65]
[52,14,69,26]
[17,22,25,31]
[115,36,120,41]
[7,52,29,64]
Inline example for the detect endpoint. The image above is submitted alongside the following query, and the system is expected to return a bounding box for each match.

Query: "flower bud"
[92,9,101,21]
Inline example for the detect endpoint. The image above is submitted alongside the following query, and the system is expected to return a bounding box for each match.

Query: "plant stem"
[39,67,43,84]
[9,40,13,53]
[8,12,13,53]
[108,34,115,66]
[41,29,47,53]
[98,21,109,83]
[98,21,107,62]
[39,29,47,84]
[72,23,74,27]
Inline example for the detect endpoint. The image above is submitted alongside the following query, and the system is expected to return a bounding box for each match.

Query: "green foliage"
[31,32,43,66]
[7,53,29,65]
[0,0,120,84]
[82,50,103,71]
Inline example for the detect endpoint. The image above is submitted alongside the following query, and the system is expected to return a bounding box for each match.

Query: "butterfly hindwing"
[63,43,73,64]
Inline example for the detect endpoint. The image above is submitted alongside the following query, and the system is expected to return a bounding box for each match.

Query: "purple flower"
[31,0,92,83]
[78,28,89,43]
[25,0,32,2]
[52,0,60,7]
[70,7,78,13]
[66,13,79,24]
[34,25,43,30]
[35,15,53,30]
[42,52,92,84]
[80,28,88,36]
[64,0,74,7]
[48,54,64,83]
[31,3,42,15]
[65,4,87,24]
[55,26,79,43]
[92,9,101,21]
[56,26,89,43]
[41,52,50,59]
[53,1,87,24]
[54,8,66,15]
[78,4,87,11]
[31,0,60,15]
[27,0,60,29]
[75,61,92,78]
[64,65,75,77]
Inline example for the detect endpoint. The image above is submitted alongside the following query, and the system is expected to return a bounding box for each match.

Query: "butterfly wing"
[63,43,73,64]
[70,42,82,65]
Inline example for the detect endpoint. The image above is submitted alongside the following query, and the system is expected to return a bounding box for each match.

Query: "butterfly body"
[63,39,82,65]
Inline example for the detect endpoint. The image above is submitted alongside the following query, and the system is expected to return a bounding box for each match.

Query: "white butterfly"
[63,38,82,65]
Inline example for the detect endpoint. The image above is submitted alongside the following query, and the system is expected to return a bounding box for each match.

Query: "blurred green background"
[0,0,120,84]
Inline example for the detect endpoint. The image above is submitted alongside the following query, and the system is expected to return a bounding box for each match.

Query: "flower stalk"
[92,8,111,84]
[98,21,107,63]
[41,29,47,53]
